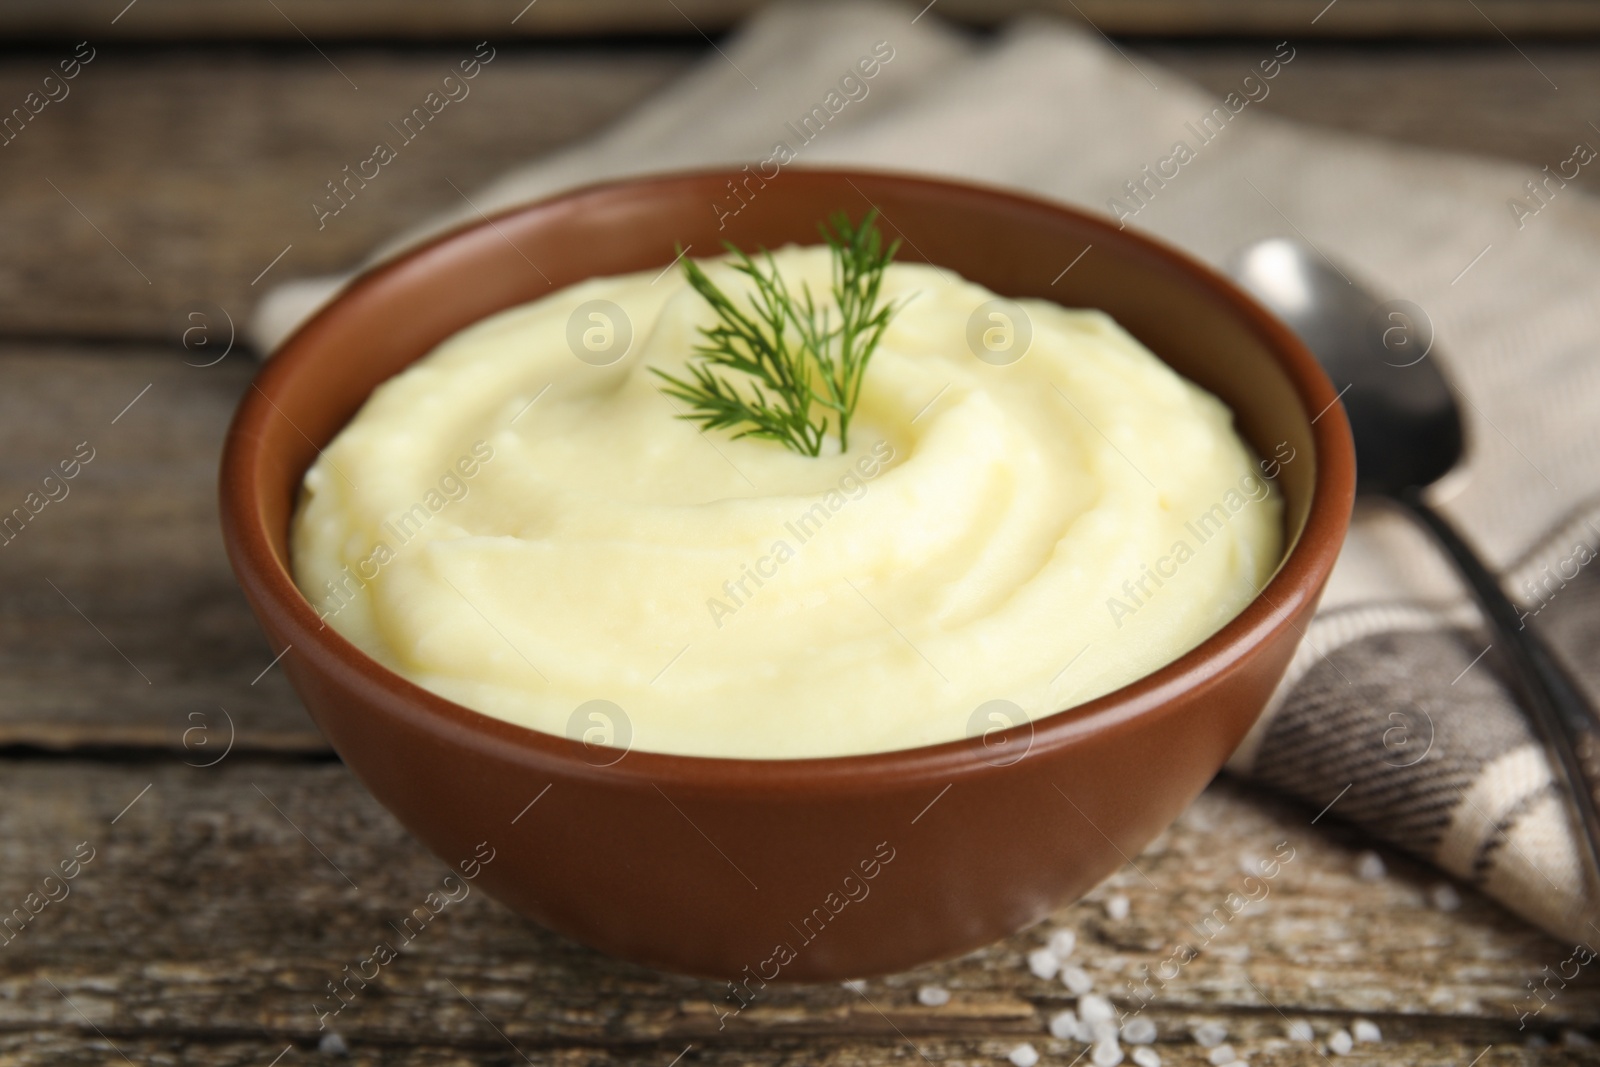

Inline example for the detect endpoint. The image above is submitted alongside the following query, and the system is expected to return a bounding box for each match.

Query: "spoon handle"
[1400,489,1600,909]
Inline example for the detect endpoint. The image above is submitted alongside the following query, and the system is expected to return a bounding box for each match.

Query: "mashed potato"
[292,245,1283,758]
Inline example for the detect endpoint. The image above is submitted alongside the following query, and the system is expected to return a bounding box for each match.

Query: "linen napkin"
[253,2,1600,944]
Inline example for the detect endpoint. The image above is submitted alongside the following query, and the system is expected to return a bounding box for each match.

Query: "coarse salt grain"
[1352,1019,1380,1043]
[1132,1049,1162,1067]
[1106,894,1131,921]
[1122,1017,1156,1044]
[1192,1022,1228,1048]
[1355,851,1386,881]
[1078,994,1115,1024]
[1027,947,1061,980]
[1093,1040,1125,1067]
[1008,1042,1040,1067]
[318,1032,349,1057]
[1285,1020,1314,1042]
[1429,882,1462,912]
[841,979,866,994]
[1050,928,1078,958]
[1061,966,1094,994]
[1329,1029,1354,1055]
[917,985,950,1007]
[1090,1019,1119,1044]
[1049,1010,1079,1039]
[1206,1044,1238,1066]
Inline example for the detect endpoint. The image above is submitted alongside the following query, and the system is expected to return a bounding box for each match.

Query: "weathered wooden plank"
[5,0,1600,40]
[0,1034,1582,1067]
[1149,42,1600,185]
[2,43,1598,345]
[0,1033,1584,1067]
[0,46,694,343]
[0,344,324,751]
[0,761,1593,1060]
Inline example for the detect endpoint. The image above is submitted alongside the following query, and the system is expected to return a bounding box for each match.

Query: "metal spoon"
[1230,237,1600,909]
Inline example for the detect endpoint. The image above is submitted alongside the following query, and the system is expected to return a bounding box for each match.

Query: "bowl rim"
[221,165,1355,795]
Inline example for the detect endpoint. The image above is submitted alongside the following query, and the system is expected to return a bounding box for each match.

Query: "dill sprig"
[651,211,901,456]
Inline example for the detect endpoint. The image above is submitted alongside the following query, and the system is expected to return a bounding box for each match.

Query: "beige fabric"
[253,1,1600,943]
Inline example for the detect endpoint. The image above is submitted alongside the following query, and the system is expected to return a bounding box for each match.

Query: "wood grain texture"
[4,0,1600,40]
[1149,42,1597,177]
[1,43,1599,346]
[0,345,323,752]
[0,763,1594,1061]
[0,1034,1589,1067]
[0,45,695,343]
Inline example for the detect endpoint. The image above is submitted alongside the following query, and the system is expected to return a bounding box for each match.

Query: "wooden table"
[2,16,1599,1065]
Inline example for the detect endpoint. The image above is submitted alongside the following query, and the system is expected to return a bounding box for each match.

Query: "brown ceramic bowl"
[221,168,1354,982]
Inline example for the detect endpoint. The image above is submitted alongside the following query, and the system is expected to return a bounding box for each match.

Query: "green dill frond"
[650,210,901,457]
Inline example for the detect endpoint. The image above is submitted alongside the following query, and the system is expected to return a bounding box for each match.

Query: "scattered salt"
[1089,1019,1119,1044]
[1122,1017,1156,1044]
[1429,882,1462,912]
[1027,947,1061,980]
[1132,1049,1162,1067]
[1093,1040,1125,1067]
[1048,1010,1079,1039]
[1008,1042,1040,1067]
[917,985,950,1007]
[1192,1021,1228,1048]
[1329,1029,1354,1055]
[1285,1020,1315,1042]
[841,979,867,994]
[1106,894,1131,921]
[318,1033,349,1057]
[1078,994,1115,1024]
[1354,851,1386,881]
[1049,928,1078,958]
[1352,1019,1380,1043]
[1207,1044,1238,1066]
[1061,966,1094,994]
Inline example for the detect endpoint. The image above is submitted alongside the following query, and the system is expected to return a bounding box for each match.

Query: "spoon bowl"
[1231,238,1462,495]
